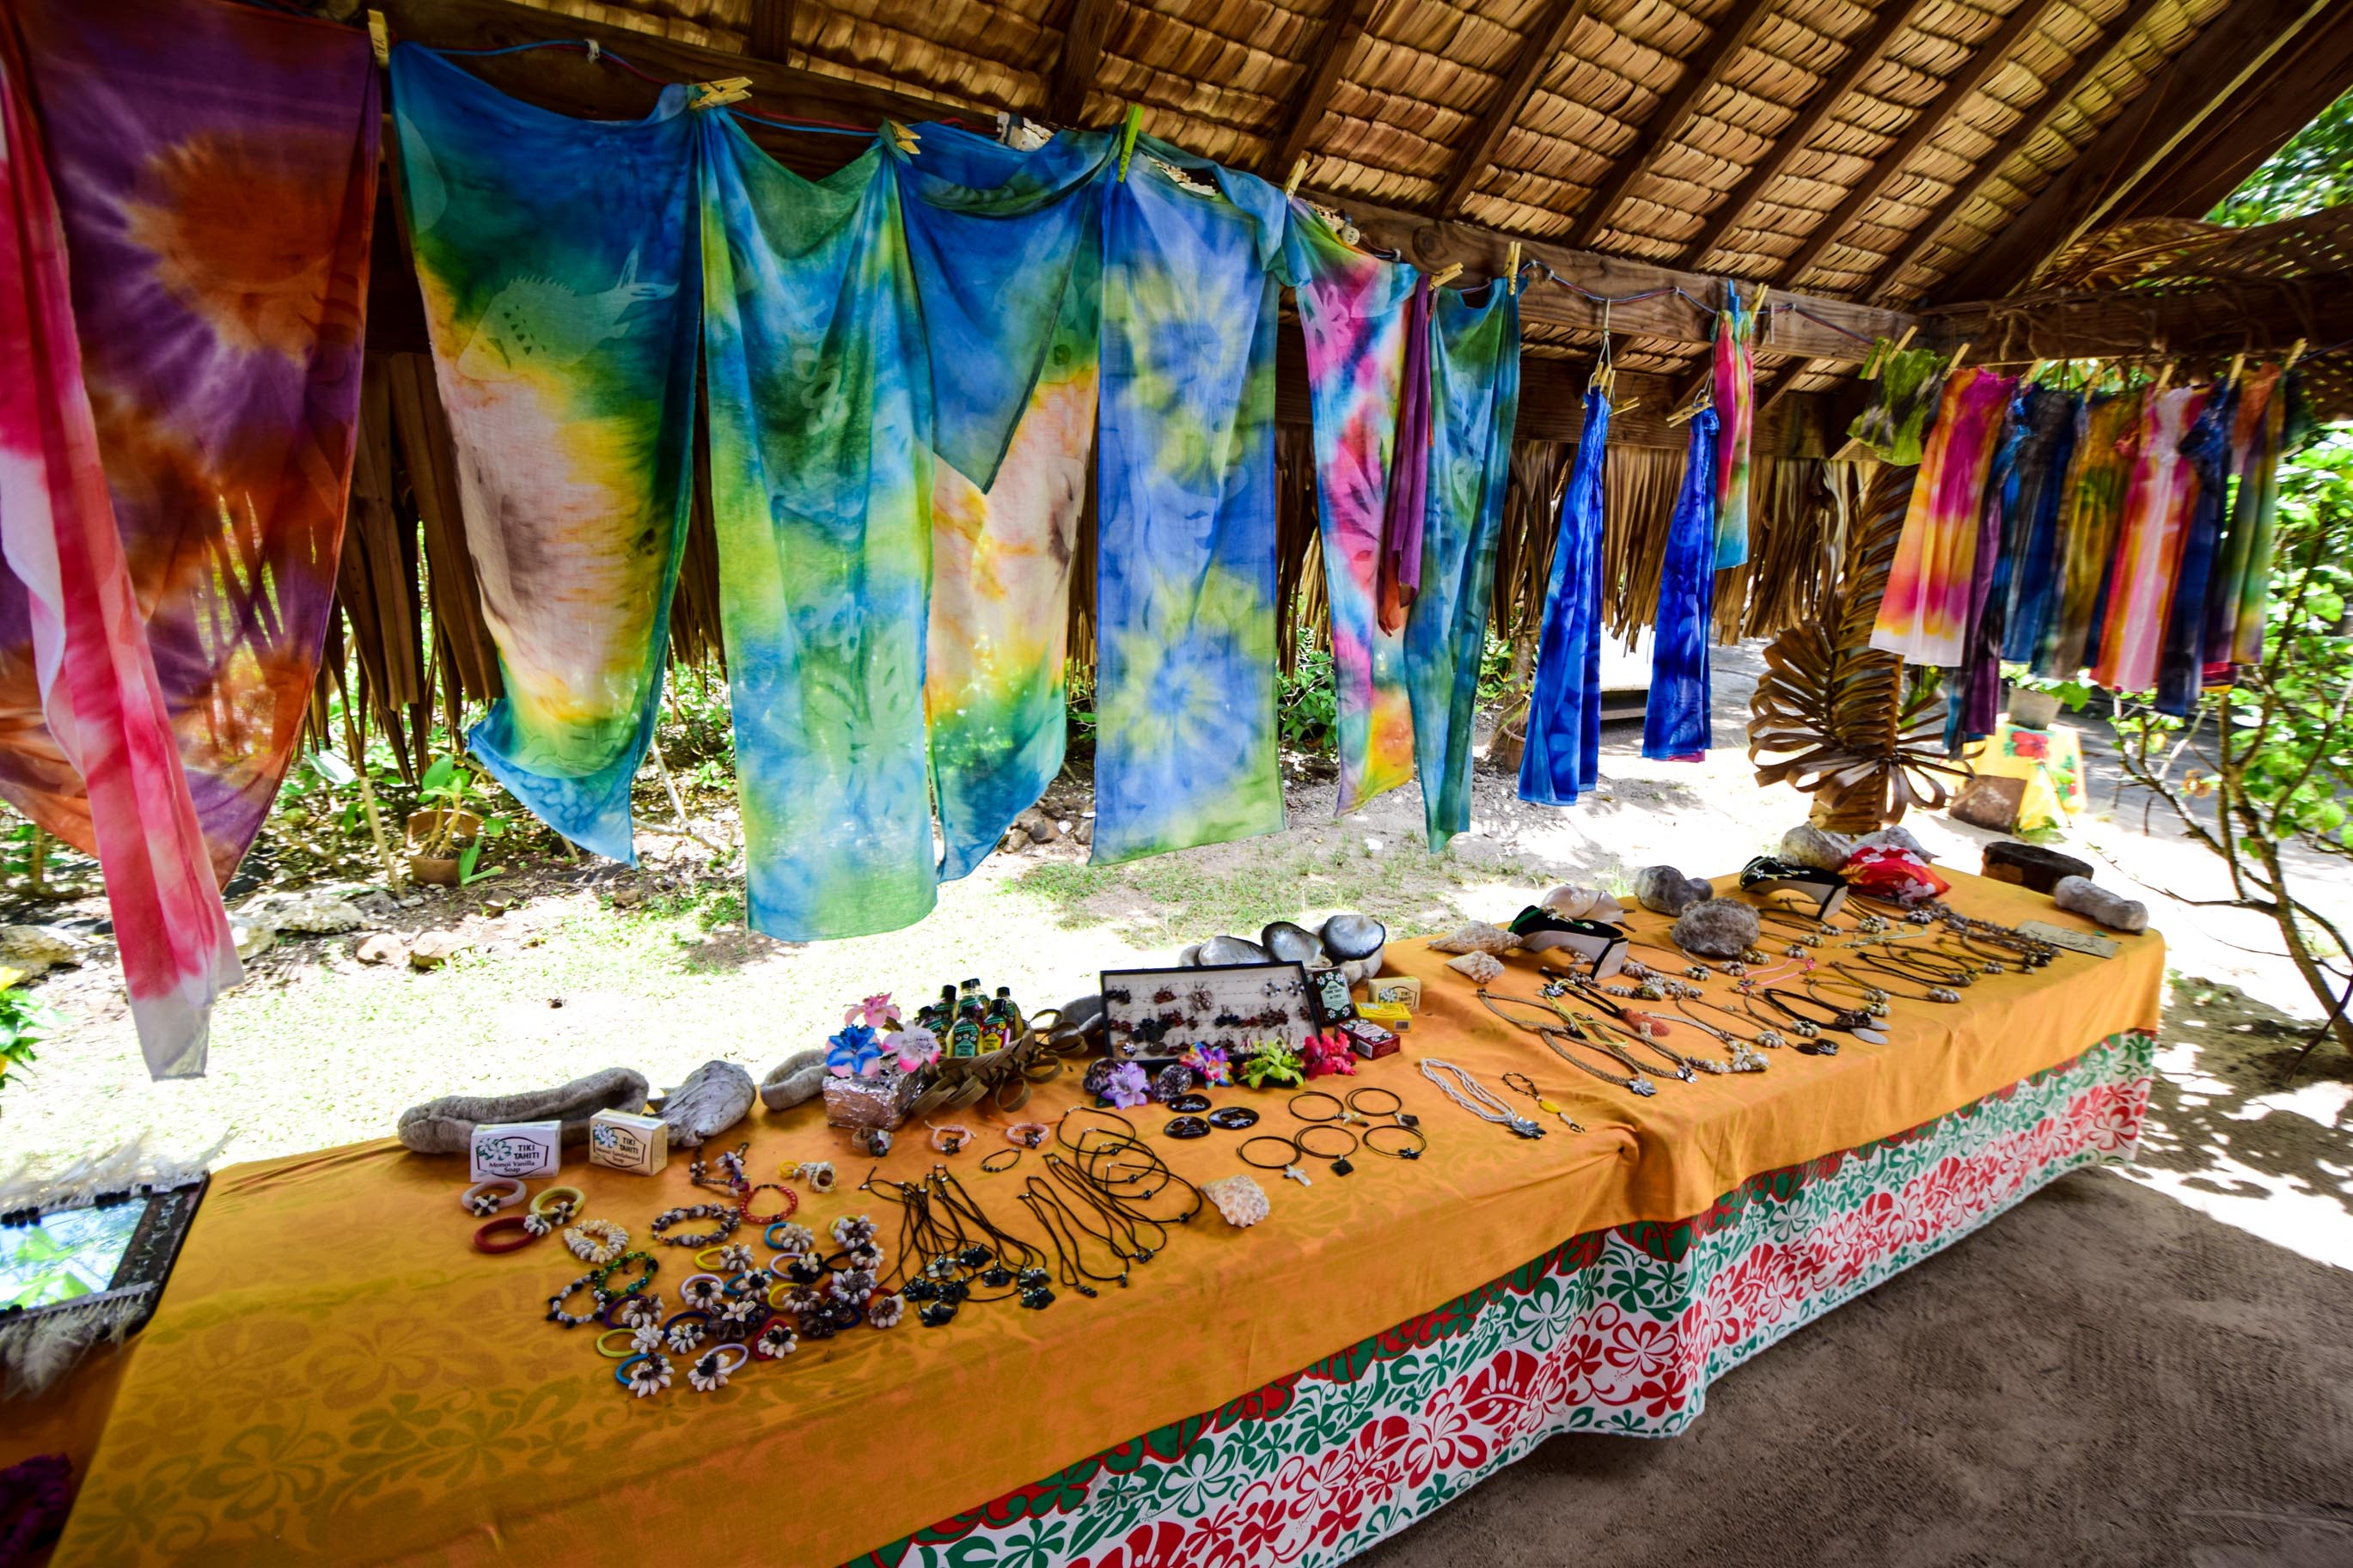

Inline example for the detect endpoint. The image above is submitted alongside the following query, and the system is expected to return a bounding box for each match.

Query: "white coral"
[1445,951,1505,983]
[1429,922,1516,955]
[1201,1174,1270,1228]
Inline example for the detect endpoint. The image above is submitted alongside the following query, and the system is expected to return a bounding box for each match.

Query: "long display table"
[24,870,2161,1565]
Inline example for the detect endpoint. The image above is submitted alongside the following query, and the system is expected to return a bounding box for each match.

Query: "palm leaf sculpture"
[1749,462,1970,832]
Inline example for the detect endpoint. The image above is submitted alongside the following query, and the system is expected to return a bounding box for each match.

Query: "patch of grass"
[1005,840,1544,944]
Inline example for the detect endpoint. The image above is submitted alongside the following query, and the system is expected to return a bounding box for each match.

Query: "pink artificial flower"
[886,1026,939,1073]
[844,993,901,1030]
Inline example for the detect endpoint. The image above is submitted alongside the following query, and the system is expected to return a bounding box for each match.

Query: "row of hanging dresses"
[1870,367,2017,666]
[1519,386,1610,804]
[0,0,378,1077]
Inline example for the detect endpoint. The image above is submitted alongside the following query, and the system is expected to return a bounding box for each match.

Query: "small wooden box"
[589,1109,669,1175]
[470,1120,560,1181]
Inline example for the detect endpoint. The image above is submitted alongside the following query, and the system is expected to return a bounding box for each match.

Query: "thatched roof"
[386,0,2351,397]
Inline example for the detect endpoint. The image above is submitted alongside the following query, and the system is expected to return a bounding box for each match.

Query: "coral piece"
[1778,824,1855,872]
[1201,1174,1269,1228]
[2052,876,2149,933]
[1429,922,1516,955]
[1671,899,1761,959]
[658,1061,755,1149]
[1445,950,1505,983]
[1855,825,1934,860]
[758,1047,828,1113]
[397,1067,649,1156]
[1633,865,1714,916]
[1540,884,1627,922]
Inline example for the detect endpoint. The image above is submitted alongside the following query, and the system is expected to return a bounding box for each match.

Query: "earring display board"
[1099,962,1318,1063]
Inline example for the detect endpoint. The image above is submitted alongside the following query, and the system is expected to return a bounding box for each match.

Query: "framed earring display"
[1099,961,1318,1064]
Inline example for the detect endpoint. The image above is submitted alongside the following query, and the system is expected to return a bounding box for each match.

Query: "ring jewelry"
[1420,1059,1544,1138]
[461,1178,526,1217]
[781,1160,838,1193]
[472,1214,538,1254]
[565,1217,630,1265]
[530,1185,585,1218]
[929,1123,974,1156]
[617,1352,673,1398]
[1005,1123,1049,1149]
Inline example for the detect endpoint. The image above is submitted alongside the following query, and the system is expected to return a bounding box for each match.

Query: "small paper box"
[1308,967,1358,1028]
[470,1120,560,1181]
[589,1110,669,1175]
[1339,1017,1399,1059]
[1356,1000,1413,1033]
[1366,976,1421,1011]
[822,1067,920,1132]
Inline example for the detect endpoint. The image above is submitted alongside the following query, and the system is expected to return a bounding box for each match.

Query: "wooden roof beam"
[1328,192,1910,358]
[1260,0,1383,180]
[1678,0,1922,268]
[1432,0,1598,216]
[746,0,796,63]
[1566,0,1776,250]
[1049,0,1118,125]
[1773,0,2068,290]
[1861,0,2167,302]
[1932,0,2338,302]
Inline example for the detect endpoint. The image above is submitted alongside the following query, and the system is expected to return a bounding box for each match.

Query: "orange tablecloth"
[40,870,2161,1566]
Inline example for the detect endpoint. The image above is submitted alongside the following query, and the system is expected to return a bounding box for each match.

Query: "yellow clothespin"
[1429,263,1464,290]
[2224,351,2245,390]
[2286,337,2307,369]
[1947,340,1970,375]
[1614,396,1641,418]
[1116,105,1144,182]
[367,9,389,66]
[1505,241,1521,296]
[2153,360,2173,394]
[691,76,755,111]
[1284,156,1307,198]
[889,119,921,155]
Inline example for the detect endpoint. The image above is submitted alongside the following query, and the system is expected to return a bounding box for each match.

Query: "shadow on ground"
[1363,1168,2353,1568]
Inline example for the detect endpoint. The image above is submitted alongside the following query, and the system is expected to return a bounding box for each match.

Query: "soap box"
[1356,1000,1413,1032]
[470,1120,560,1181]
[589,1109,669,1175]
[1366,976,1421,1011]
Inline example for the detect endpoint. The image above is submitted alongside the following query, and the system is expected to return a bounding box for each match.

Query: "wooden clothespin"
[691,76,755,111]
[2286,337,2307,369]
[889,120,921,155]
[2154,361,2173,394]
[1947,340,1970,375]
[1668,397,1707,426]
[1505,241,1520,296]
[1429,263,1464,290]
[1614,396,1642,418]
[1116,105,1144,182]
[1284,156,1307,198]
[2225,351,2246,390]
[367,9,390,66]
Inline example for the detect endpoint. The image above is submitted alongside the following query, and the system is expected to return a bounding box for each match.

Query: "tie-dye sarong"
[391,46,700,862]
[1,0,376,880]
[1872,368,2016,667]
[2093,387,2208,693]
[0,16,241,1077]
[2035,391,2142,678]
[1711,285,1752,570]
[1091,143,1287,863]
[2154,386,2234,716]
[1644,410,1720,760]
[1995,386,2080,663]
[1287,204,1417,814]
[1520,387,1610,805]
[2204,367,2301,670]
[1405,282,1519,850]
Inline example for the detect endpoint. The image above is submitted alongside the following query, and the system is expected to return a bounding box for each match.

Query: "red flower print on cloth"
[1074,1519,1196,1568]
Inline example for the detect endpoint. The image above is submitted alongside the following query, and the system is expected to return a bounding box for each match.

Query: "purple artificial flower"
[1103,1062,1151,1109]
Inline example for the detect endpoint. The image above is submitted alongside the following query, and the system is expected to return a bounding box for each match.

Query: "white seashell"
[1429,922,1516,955]
[1540,884,1627,923]
[1201,1174,1270,1228]
[1445,951,1505,983]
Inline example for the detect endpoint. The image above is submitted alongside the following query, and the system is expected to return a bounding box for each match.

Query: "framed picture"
[1309,967,1358,1028]
[1099,961,1317,1064]
[1,1174,208,1392]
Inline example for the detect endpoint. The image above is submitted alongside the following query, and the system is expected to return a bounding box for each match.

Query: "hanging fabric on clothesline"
[2207,367,2306,671]
[0,0,378,882]
[2154,383,2236,716]
[1711,284,1751,570]
[0,13,241,1078]
[698,121,937,941]
[391,45,701,863]
[1519,383,1611,805]
[2036,390,2142,680]
[1872,366,2016,668]
[1407,279,1519,851]
[1287,204,1419,815]
[1994,385,2081,668]
[1091,140,1289,863]
[1644,408,1720,762]
[2093,385,2208,694]
[895,124,1112,880]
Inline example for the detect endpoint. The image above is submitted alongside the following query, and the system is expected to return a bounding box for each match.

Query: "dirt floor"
[5,644,2350,1563]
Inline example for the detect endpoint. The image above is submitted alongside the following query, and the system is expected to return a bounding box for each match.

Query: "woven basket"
[907,1010,1094,1118]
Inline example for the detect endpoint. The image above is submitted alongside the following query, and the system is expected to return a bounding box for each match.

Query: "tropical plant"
[2106,436,2353,1067]
[410,753,509,882]
[0,969,58,1097]
[1277,643,1338,753]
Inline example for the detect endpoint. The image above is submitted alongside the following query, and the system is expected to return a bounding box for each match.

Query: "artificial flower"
[1180,1043,1232,1087]
[1301,1032,1358,1078]
[626,1354,672,1398]
[831,1214,877,1249]
[1103,1062,1152,1109]
[867,1293,906,1329]
[1238,1042,1305,1090]
[767,1223,815,1256]
[687,1350,731,1393]
[884,1024,940,1072]
[754,1321,798,1358]
[826,1022,883,1078]
[666,1321,706,1354]
[844,992,901,1030]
